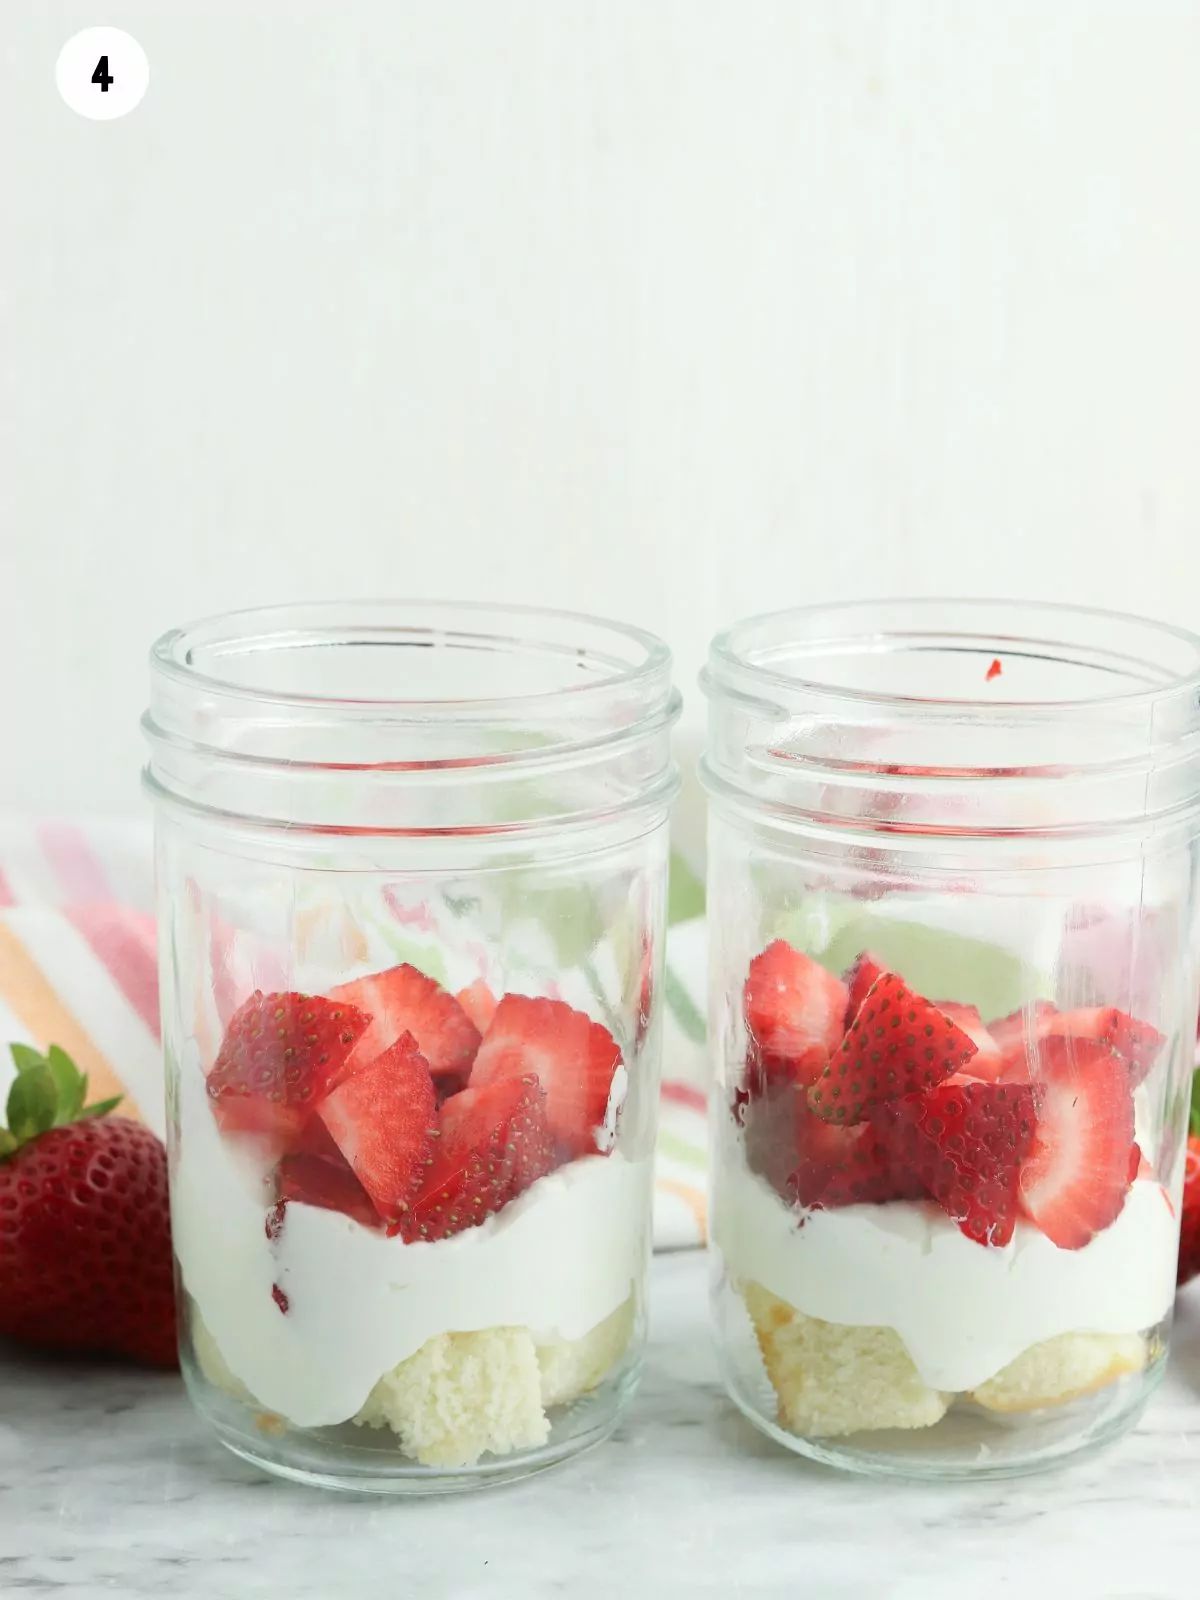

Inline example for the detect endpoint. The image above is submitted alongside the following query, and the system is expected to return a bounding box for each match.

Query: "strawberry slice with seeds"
[317,1032,437,1224]
[400,1075,556,1242]
[873,1079,1042,1247]
[744,1080,922,1209]
[329,964,481,1090]
[469,995,622,1157]
[1041,1007,1165,1089]
[743,941,849,1087]
[207,990,372,1141]
[993,1002,1164,1089]
[807,973,977,1125]
[455,979,499,1036]
[275,1152,382,1230]
[937,1001,1004,1081]
[843,951,888,1028]
[1017,1036,1136,1249]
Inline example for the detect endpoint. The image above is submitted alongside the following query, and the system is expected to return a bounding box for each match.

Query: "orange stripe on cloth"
[656,1176,707,1242]
[0,920,140,1121]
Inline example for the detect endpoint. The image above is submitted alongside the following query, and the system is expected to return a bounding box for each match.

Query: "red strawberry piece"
[1127,1142,1153,1185]
[275,1152,382,1230]
[936,1002,1004,1081]
[206,990,372,1142]
[469,995,622,1157]
[807,973,978,1125]
[743,941,849,1087]
[455,979,499,1037]
[843,951,888,1028]
[1018,1036,1136,1249]
[317,1033,437,1225]
[1041,1007,1165,1089]
[0,1046,176,1367]
[291,1112,347,1161]
[1177,1136,1200,1286]
[744,1080,921,1209]
[635,932,654,1047]
[873,1079,1042,1247]
[989,1001,1058,1056]
[329,964,481,1090]
[400,1074,557,1243]
[994,1003,1164,1090]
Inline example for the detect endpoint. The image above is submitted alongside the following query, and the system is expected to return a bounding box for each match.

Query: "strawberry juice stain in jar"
[144,602,679,1492]
[701,600,1200,1479]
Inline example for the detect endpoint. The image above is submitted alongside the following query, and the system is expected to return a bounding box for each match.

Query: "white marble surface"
[4,1253,1200,1598]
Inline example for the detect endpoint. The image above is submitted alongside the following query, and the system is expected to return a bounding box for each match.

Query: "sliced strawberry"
[275,1152,381,1230]
[455,979,499,1037]
[937,1002,1004,1081]
[993,1002,1164,1089]
[1018,1036,1136,1249]
[1042,1007,1165,1089]
[289,1112,344,1160]
[1128,1142,1151,1184]
[744,1080,921,1209]
[316,1033,437,1224]
[400,1074,557,1242]
[807,973,977,1125]
[469,994,622,1157]
[743,941,848,1087]
[843,951,888,1028]
[329,964,481,1089]
[989,1001,1058,1055]
[207,990,372,1141]
[635,931,654,1047]
[873,1079,1042,1247]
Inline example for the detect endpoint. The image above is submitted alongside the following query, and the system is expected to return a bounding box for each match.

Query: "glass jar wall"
[144,602,679,1493]
[702,600,1200,1479]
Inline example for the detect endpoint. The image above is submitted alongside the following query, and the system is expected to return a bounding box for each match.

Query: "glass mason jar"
[144,602,679,1493]
[702,600,1200,1479]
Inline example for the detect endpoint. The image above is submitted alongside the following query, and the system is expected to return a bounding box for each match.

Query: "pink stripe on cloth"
[0,867,14,908]
[66,904,161,1041]
[661,1080,707,1113]
[38,822,111,904]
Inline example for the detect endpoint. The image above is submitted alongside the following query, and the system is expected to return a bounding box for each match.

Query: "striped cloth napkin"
[0,819,709,1251]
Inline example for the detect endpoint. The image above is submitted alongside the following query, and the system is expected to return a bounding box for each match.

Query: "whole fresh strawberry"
[1177,1072,1200,1288]
[0,1043,177,1367]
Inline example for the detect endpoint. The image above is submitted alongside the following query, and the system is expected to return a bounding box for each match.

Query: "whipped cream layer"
[173,1056,651,1427]
[715,1161,1177,1393]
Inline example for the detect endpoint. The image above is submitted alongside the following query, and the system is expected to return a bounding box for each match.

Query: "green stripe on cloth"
[664,963,706,1045]
[668,852,705,926]
[657,1129,708,1172]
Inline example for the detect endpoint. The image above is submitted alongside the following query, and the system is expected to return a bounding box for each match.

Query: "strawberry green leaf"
[10,1042,47,1075]
[0,1128,17,1158]
[7,1064,59,1141]
[1190,1068,1200,1139]
[81,1096,123,1120]
[45,1045,87,1122]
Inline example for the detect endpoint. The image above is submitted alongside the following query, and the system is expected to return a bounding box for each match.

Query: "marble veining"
[3,1255,1200,1598]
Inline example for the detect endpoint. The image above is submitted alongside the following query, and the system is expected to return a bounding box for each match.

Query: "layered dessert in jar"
[715,933,1181,1450]
[174,956,650,1471]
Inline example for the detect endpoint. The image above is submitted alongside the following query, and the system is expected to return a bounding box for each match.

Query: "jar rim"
[706,597,1200,715]
[151,599,673,720]
[701,599,1200,847]
[144,600,680,845]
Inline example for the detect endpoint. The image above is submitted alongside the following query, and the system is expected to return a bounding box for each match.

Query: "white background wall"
[3,0,1199,816]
